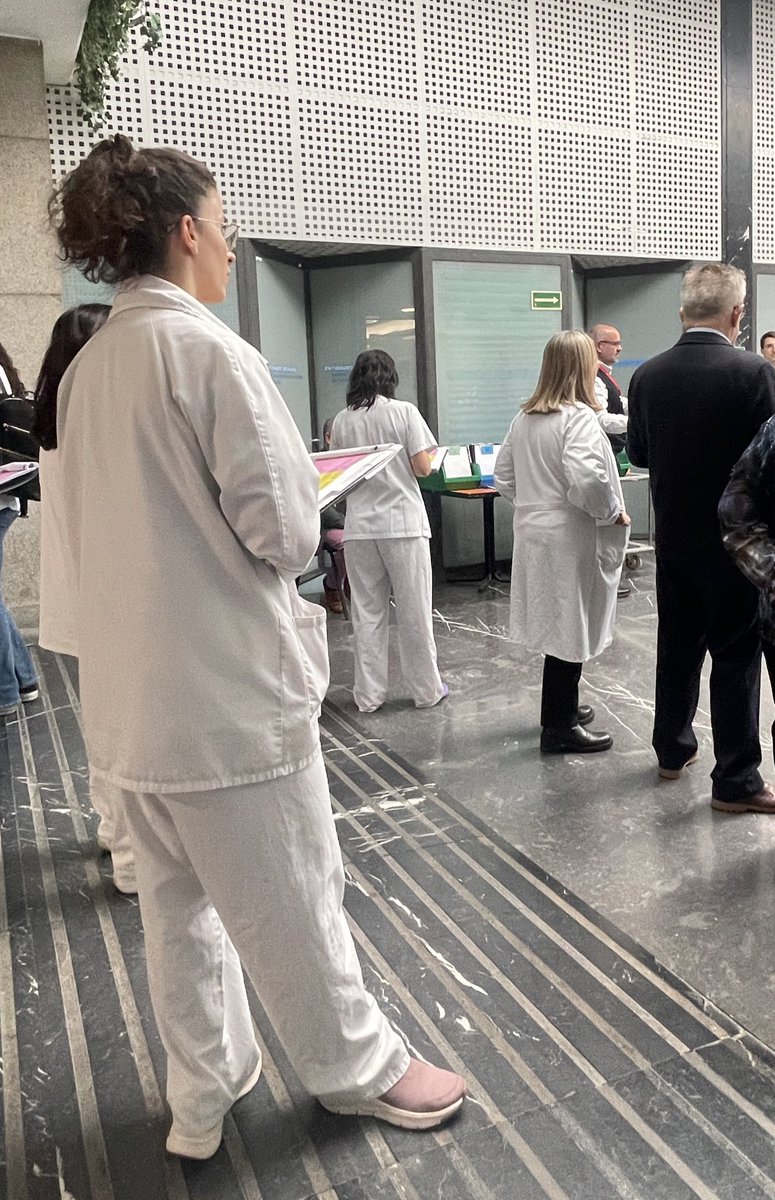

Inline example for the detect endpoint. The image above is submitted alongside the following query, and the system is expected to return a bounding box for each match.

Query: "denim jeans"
[0,507,37,708]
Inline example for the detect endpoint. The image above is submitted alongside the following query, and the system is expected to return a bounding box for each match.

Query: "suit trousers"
[653,550,763,800]
[540,655,583,729]
[345,536,443,711]
[121,751,409,1137]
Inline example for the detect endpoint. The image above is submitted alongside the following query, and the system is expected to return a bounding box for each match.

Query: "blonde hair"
[522,330,600,415]
[681,263,745,322]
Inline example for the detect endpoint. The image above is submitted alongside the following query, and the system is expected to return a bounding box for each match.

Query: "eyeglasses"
[191,216,240,252]
[599,340,622,347]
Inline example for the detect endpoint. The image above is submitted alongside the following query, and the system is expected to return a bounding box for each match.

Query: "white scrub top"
[330,395,435,539]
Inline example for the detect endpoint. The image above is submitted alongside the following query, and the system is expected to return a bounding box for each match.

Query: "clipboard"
[312,444,403,510]
[0,461,38,494]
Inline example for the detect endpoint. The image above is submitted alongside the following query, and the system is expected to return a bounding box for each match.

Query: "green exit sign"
[531,290,563,311]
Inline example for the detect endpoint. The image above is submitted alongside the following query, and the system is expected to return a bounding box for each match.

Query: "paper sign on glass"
[312,444,403,510]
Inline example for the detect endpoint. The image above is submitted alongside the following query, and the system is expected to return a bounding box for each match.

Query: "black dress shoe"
[540,724,613,754]
[576,705,594,726]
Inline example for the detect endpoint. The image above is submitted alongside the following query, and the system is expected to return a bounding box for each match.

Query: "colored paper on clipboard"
[0,461,38,493]
[312,444,402,510]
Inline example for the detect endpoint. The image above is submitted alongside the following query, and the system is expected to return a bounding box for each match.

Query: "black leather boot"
[540,724,613,754]
[576,705,594,726]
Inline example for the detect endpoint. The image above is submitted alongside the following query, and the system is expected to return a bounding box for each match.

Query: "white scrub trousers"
[345,536,443,712]
[91,775,136,891]
[121,751,409,1138]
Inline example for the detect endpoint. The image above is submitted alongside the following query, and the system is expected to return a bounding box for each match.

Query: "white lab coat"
[51,280,408,1125]
[54,275,328,793]
[39,445,138,886]
[39,449,78,656]
[494,402,627,663]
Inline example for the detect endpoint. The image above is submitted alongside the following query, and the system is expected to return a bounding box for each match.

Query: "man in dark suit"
[628,262,775,813]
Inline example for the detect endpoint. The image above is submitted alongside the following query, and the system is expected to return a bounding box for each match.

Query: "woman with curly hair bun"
[50,135,465,1160]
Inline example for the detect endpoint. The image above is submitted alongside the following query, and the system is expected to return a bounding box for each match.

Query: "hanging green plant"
[74,0,162,130]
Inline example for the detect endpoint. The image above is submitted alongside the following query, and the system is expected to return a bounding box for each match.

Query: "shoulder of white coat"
[568,400,598,425]
[564,402,606,445]
[503,410,524,438]
[157,309,267,382]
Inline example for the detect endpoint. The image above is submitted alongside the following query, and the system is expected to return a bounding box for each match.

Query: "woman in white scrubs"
[330,350,446,712]
[495,331,630,754]
[49,135,465,1159]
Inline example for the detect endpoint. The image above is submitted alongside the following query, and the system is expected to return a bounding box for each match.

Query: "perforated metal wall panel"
[46,0,721,258]
[754,0,775,263]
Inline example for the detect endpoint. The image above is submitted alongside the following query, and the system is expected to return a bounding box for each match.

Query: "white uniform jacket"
[53,276,328,793]
[329,396,434,539]
[39,433,79,656]
[494,403,628,663]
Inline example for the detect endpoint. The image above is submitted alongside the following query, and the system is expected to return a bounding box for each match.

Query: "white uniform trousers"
[345,536,443,712]
[90,774,136,891]
[121,751,408,1136]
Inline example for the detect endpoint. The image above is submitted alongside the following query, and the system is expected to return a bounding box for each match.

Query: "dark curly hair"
[346,349,399,410]
[0,342,25,397]
[49,134,216,284]
[33,304,111,450]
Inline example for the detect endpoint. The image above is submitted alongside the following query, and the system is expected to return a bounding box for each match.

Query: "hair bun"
[89,133,134,168]
[51,135,215,285]
[109,133,134,162]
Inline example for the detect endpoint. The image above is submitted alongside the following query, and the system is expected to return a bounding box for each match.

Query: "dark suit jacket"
[627,331,775,556]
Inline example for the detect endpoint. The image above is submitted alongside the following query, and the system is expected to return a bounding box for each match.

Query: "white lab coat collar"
[110,275,269,364]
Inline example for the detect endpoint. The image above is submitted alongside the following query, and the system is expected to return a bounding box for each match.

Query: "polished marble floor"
[328,563,775,1051]
[3,562,775,1198]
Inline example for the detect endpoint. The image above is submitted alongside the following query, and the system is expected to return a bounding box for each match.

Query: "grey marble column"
[0,37,61,631]
[721,0,754,346]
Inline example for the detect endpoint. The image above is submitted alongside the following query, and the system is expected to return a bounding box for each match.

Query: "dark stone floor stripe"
[320,707,775,1197]
[335,806,739,1200]
[321,707,746,1046]
[5,652,775,1197]
[31,652,192,1200]
[344,860,598,1110]
[1,715,94,1200]
[325,739,699,1076]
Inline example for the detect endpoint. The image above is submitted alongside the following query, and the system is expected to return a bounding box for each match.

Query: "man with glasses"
[590,322,631,597]
[628,263,775,813]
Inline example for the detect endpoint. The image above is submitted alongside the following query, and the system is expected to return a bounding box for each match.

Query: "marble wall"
[0,37,61,630]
